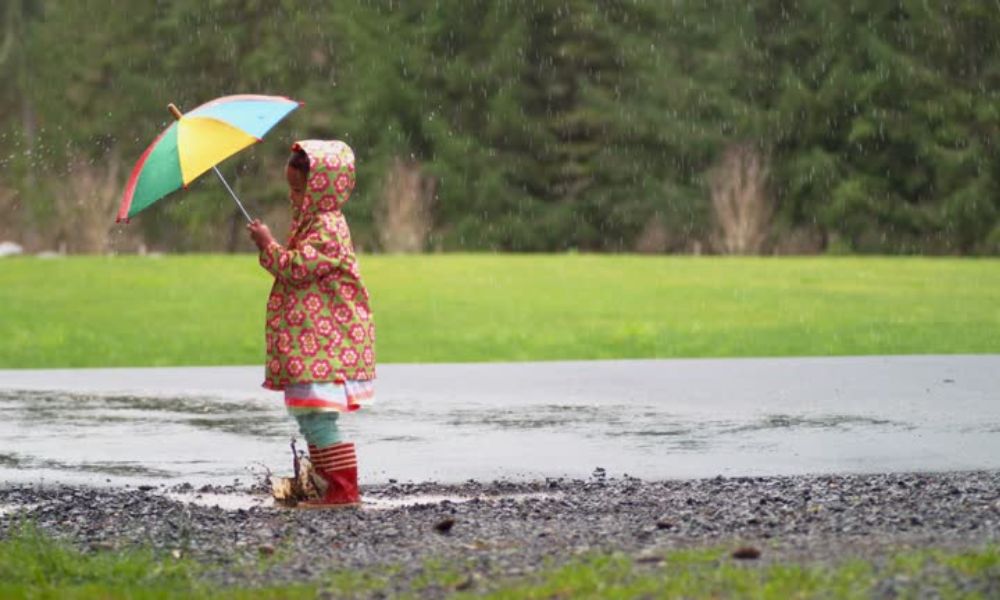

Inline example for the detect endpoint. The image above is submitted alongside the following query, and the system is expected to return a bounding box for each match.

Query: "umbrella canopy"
[117,94,301,222]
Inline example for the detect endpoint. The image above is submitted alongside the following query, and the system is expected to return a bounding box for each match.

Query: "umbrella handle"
[212,167,253,224]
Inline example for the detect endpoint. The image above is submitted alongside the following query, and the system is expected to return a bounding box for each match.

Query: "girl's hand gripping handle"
[247,219,276,251]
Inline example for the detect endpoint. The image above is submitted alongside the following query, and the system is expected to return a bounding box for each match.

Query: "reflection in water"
[0,450,175,478]
[724,414,902,433]
[183,417,288,439]
[0,389,270,416]
[445,404,613,430]
[0,389,290,485]
[443,406,912,454]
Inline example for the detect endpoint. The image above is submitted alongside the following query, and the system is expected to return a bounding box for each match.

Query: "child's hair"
[287,148,310,175]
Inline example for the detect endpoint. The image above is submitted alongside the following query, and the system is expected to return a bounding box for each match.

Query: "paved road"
[0,356,998,486]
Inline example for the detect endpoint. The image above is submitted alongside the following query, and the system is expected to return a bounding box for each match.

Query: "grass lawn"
[1,526,997,599]
[0,254,997,368]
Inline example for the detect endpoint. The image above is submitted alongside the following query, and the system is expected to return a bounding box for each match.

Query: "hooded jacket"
[258,140,375,389]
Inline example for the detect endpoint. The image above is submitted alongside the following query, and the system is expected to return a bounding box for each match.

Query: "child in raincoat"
[247,140,375,508]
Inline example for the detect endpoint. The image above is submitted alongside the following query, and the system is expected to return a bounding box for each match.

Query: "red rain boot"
[301,442,361,509]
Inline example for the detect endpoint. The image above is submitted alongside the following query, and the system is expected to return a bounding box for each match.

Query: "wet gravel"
[2,470,999,595]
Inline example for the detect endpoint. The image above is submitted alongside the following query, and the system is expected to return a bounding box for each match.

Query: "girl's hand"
[247,219,275,250]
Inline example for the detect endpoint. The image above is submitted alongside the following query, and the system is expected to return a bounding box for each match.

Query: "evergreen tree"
[0,0,997,254]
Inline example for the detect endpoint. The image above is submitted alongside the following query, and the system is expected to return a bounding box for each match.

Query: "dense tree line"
[1,0,998,254]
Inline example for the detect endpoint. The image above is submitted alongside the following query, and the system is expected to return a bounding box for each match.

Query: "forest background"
[1,0,998,256]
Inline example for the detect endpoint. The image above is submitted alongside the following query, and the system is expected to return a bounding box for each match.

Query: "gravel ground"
[2,470,999,595]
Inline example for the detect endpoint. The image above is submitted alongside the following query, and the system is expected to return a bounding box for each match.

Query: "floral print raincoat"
[258,140,375,390]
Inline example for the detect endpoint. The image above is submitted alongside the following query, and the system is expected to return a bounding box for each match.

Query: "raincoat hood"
[291,139,356,219]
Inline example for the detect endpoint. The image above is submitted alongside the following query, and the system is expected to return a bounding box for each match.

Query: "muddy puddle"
[158,490,560,512]
[1,357,998,486]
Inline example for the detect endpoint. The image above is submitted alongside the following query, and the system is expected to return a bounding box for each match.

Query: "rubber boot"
[301,442,361,509]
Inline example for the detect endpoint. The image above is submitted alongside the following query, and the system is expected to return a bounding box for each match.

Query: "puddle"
[446,404,619,430]
[722,414,904,434]
[364,492,560,511]
[162,491,561,512]
[164,492,270,511]
[0,451,176,479]
[2,357,1000,485]
[0,503,38,517]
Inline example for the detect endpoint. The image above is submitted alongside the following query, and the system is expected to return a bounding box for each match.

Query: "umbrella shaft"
[212,167,252,223]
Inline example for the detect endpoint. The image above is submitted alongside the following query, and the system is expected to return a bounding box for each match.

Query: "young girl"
[247,140,375,509]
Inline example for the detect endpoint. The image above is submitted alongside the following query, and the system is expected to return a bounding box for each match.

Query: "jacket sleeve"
[258,222,350,284]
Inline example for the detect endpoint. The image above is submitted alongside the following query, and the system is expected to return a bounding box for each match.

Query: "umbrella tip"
[167,103,183,120]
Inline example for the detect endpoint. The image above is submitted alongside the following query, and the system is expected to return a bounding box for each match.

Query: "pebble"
[1,471,999,595]
[433,518,456,534]
[731,546,762,560]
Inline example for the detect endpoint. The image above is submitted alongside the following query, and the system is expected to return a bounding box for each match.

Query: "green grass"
[476,547,1000,599]
[1,526,998,599]
[0,255,997,368]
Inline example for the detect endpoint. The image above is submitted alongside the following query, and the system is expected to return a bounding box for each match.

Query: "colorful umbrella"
[117,94,301,223]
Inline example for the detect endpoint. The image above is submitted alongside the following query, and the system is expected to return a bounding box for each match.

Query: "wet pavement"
[0,356,998,486]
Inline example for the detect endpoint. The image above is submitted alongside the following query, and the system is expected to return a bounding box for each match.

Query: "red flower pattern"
[340,347,359,367]
[309,172,330,192]
[287,357,305,377]
[355,302,369,322]
[315,316,335,337]
[334,173,350,193]
[311,360,332,379]
[303,293,323,315]
[339,283,358,301]
[291,264,309,281]
[287,310,306,327]
[349,323,366,344]
[322,240,341,256]
[267,293,283,311]
[277,331,292,354]
[333,304,352,324]
[298,330,319,356]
